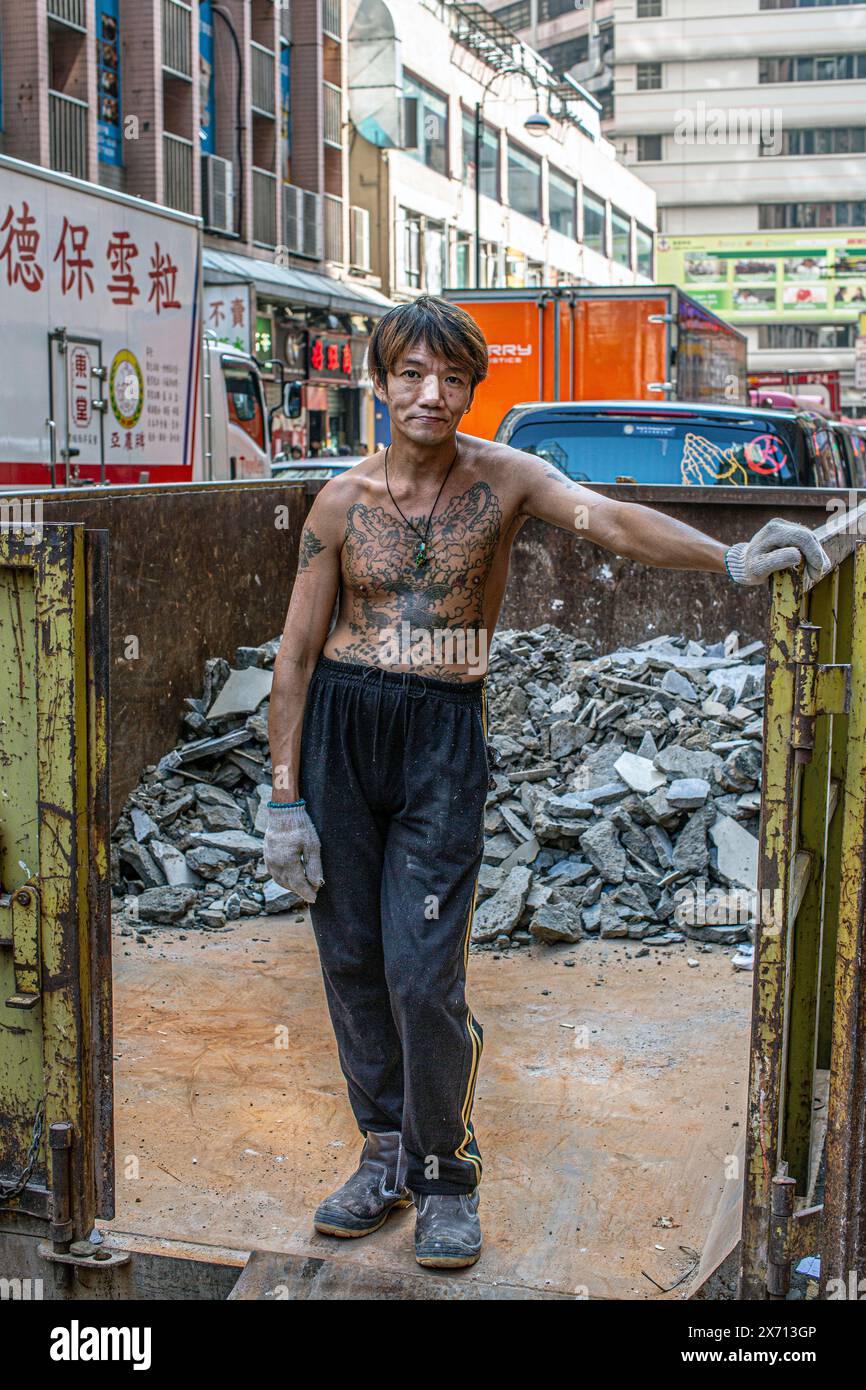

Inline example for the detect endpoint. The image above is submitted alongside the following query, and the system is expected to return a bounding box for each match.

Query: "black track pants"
[299,654,490,1195]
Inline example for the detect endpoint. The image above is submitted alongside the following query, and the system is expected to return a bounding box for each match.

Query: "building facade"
[487,0,866,410]
[0,0,393,454]
[348,0,656,312]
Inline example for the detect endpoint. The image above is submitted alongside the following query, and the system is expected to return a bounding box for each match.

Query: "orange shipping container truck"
[442,286,749,441]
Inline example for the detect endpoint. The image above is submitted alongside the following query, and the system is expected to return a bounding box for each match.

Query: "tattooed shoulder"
[297,525,326,574]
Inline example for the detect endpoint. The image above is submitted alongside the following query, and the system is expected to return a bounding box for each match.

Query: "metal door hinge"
[0,877,42,1008]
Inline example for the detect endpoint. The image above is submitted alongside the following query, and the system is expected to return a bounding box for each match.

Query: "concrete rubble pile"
[110,638,300,940]
[475,624,764,965]
[111,624,765,966]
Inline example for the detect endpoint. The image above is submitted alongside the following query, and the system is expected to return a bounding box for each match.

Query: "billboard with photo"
[656,231,866,322]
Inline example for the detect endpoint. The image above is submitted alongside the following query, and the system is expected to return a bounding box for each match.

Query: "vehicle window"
[838,427,866,487]
[508,417,800,487]
[223,365,265,449]
[807,420,847,488]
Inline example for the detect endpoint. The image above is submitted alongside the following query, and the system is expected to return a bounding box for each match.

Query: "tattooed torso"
[314,437,527,681]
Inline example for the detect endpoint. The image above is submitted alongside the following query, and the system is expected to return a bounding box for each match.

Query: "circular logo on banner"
[109,348,144,429]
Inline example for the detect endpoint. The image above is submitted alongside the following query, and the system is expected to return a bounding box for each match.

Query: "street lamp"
[474,69,550,288]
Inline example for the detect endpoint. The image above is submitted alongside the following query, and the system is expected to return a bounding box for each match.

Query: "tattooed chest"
[341,480,503,629]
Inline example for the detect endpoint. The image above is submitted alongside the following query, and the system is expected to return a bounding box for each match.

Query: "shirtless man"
[264,294,830,1271]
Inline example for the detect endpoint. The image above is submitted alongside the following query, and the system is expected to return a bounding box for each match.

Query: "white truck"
[0,154,283,487]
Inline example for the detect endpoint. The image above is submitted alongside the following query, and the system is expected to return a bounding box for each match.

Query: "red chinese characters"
[106,231,140,305]
[310,337,325,372]
[53,217,95,298]
[0,203,185,309]
[341,343,352,376]
[0,201,45,291]
[147,243,181,314]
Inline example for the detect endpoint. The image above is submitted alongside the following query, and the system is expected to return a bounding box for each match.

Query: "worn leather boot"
[314,1130,411,1238]
[413,1189,482,1269]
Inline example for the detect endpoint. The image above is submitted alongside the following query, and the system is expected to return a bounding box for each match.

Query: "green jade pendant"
[414,540,430,568]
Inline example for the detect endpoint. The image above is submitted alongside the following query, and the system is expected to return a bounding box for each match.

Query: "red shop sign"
[308,333,354,382]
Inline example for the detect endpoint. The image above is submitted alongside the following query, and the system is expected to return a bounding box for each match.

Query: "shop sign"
[309,333,354,382]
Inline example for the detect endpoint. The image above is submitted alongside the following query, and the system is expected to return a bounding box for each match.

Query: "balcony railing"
[324,193,343,263]
[162,0,192,78]
[49,90,88,181]
[251,42,276,116]
[253,166,277,247]
[47,0,86,28]
[323,0,341,39]
[163,132,194,213]
[323,81,342,147]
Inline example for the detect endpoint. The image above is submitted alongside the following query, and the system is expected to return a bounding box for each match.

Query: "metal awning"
[202,248,394,319]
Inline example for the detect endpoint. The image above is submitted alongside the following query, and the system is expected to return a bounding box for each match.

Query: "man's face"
[374,339,474,446]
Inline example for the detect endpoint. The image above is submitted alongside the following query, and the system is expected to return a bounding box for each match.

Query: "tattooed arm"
[513,449,728,573]
[268,487,343,801]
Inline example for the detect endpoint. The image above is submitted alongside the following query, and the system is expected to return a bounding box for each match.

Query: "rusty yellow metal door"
[0,521,112,1245]
[741,506,866,1299]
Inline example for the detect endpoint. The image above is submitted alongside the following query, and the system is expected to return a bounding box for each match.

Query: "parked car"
[495,400,850,489]
[832,420,866,488]
[271,455,367,481]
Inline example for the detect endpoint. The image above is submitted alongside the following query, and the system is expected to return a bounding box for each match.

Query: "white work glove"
[724,518,831,587]
[263,802,324,904]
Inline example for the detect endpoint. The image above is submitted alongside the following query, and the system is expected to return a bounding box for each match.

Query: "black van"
[495,401,850,489]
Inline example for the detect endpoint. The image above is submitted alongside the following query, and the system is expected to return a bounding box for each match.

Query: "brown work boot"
[313,1130,411,1238]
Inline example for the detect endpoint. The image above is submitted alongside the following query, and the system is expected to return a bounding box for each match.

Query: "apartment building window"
[760,1,864,8]
[462,111,500,201]
[637,134,663,161]
[636,224,654,278]
[397,210,448,292]
[538,0,579,18]
[403,72,449,177]
[540,35,589,74]
[611,207,632,269]
[549,168,577,239]
[507,141,542,222]
[758,324,857,350]
[424,221,446,294]
[761,126,866,156]
[637,0,662,16]
[397,211,422,289]
[583,190,607,255]
[455,231,472,288]
[481,241,502,288]
[760,54,866,83]
[759,201,866,228]
[526,259,545,287]
[495,0,530,27]
[637,62,663,91]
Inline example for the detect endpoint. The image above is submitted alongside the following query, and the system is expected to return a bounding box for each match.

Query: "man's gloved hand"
[263,802,324,904]
[725,518,831,587]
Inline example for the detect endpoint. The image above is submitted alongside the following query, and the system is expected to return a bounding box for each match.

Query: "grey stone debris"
[667,778,711,809]
[111,623,766,959]
[472,865,533,944]
[207,666,274,720]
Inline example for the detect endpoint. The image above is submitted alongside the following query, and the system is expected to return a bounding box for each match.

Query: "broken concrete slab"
[207,666,274,720]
